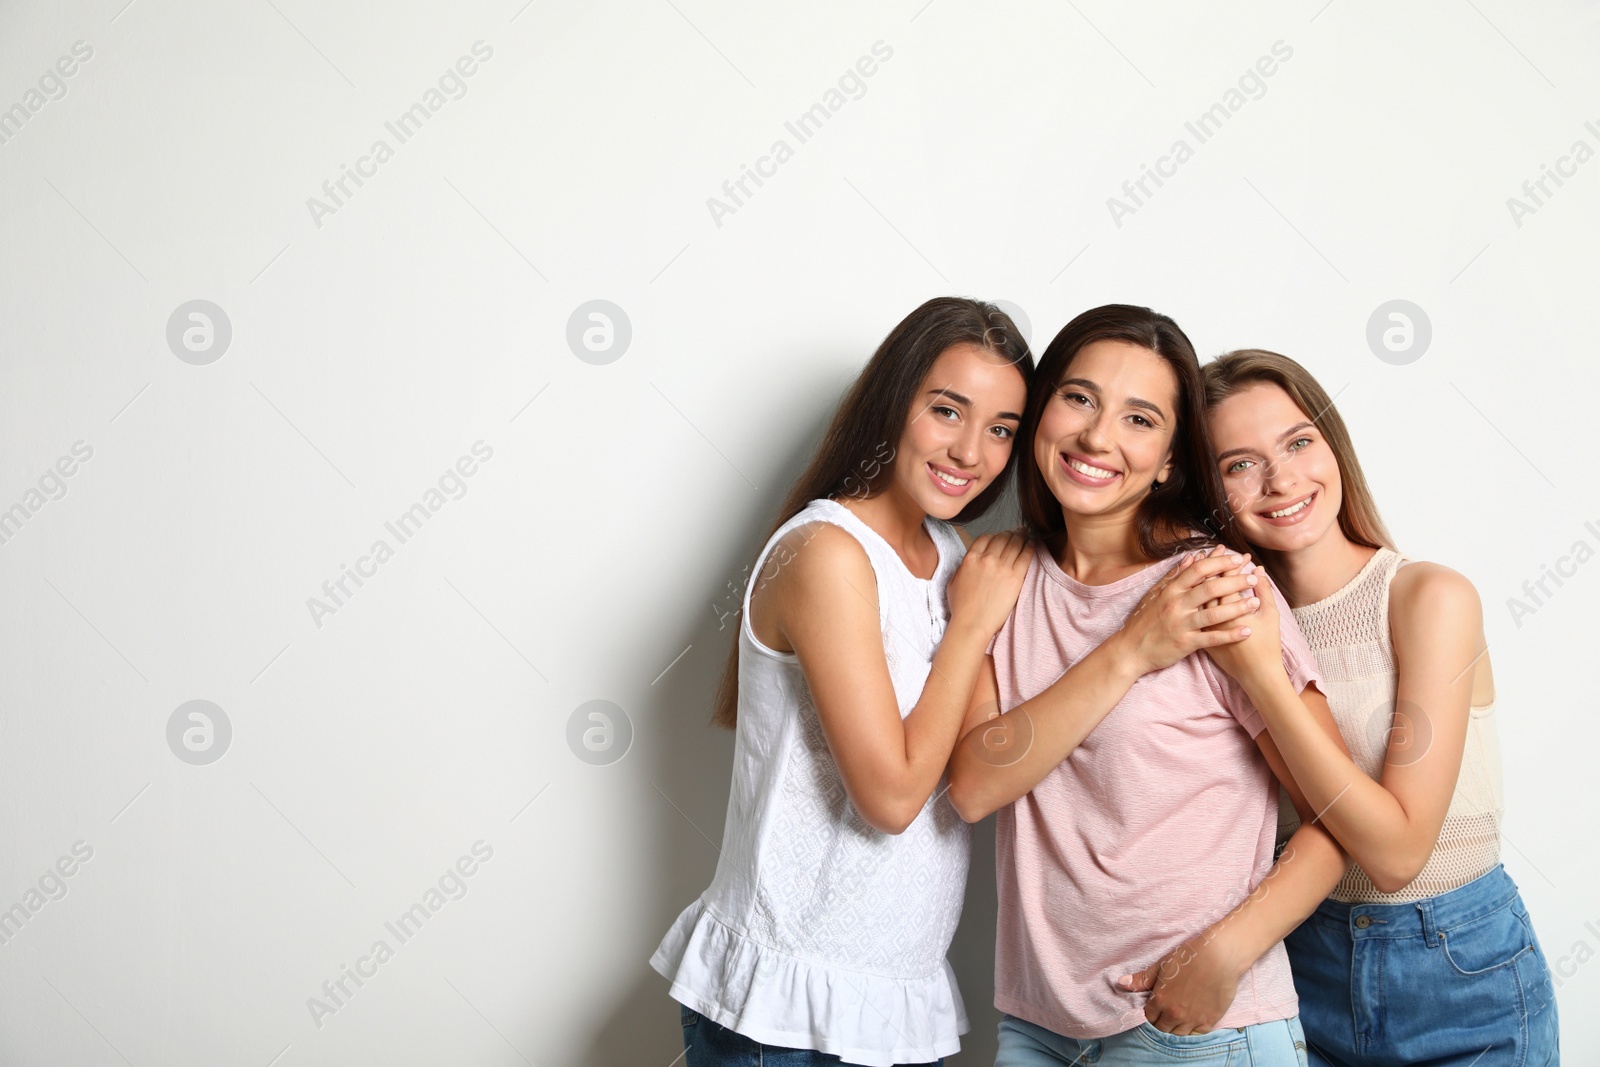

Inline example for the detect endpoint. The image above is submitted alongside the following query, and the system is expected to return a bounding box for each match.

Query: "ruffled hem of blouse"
[649,898,967,1066]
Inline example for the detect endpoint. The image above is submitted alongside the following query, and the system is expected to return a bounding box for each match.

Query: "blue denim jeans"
[679,1003,943,1067]
[996,1012,1308,1065]
[1284,864,1559,1066]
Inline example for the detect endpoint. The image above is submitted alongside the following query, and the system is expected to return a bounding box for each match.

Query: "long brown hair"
[1015,304,1248,561]
[711,296,1034,729]
[1201,349,1393,552]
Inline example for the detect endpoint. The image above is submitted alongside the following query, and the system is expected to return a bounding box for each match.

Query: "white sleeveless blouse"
[1281,547,1505,904]
[650,498,972,1066]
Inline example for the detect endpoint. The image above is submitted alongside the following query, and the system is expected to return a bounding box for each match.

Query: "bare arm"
[1220,563,1478,892]
[766,523,1029,834]
[945,547,1261,823]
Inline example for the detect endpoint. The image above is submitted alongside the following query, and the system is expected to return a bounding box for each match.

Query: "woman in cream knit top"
[1201,350,1559,1067]
[1285,545,1505,904]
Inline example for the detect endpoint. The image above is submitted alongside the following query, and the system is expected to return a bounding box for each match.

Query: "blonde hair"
[1201,349,1394,552]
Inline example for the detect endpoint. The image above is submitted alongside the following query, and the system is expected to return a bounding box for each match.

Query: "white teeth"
[1268,497,1312,518]
[932,468,970,486]
[1067,458,1117,480]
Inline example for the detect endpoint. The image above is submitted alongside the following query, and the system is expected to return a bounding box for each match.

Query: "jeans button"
[1354,914,1372,929]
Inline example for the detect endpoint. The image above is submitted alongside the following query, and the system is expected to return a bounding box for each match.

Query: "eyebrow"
[928,387,1022,422]
[1058,378,1166,420]
[1215,420,1316,462]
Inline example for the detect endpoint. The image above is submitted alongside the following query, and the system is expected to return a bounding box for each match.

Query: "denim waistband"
[1306,863,1519,942]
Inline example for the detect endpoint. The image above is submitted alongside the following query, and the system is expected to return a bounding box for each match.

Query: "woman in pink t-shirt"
[945,305,1355,1066]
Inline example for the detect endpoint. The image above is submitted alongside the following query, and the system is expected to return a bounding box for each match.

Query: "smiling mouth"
[926,461,974,495]
[1257,491,1316,522]
[1061,453,1120,483]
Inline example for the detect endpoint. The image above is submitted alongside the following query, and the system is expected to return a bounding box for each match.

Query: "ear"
[1154,452,1175,486]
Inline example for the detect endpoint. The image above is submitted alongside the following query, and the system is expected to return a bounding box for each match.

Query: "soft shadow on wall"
[581,407,821,1065]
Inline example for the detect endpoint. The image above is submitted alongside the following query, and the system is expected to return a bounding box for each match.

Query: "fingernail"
[1240,627,1252,636]
[1247,574,1258,585]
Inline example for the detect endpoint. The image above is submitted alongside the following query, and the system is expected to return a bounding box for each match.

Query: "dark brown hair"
[1015,304,1249,560]
[1202,348,1393,551]
[711,296,1034,729]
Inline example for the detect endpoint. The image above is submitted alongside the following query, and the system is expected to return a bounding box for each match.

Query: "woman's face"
[890,342,1026,520]
[1207,381,1343,553]
[1033,340,1177,522]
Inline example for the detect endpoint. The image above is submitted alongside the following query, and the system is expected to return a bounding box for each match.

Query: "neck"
[1053,503,1150,584]
[841,488,931,564]
[1261,526,1378,607]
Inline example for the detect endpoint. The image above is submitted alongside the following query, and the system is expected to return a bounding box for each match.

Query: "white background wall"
[2,1,1597,1064]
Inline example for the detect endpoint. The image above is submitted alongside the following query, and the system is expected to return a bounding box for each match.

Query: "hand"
[947,530,1032,636]
[1112,546,1261,676]
[1116,926,1247,1036]
[1204,565,1283,689]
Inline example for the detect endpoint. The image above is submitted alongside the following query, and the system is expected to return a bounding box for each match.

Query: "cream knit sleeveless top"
[1281,547,1504,903]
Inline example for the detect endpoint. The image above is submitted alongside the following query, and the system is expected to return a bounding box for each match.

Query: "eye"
[1059,390,1092,407]
[932,405,960,420]
[1128,414,1153,428]
[1226,458,1254,475]
[989,425,1014,440]
[1286,436,1312,452]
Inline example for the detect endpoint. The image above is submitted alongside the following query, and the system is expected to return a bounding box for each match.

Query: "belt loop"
[1416,898,1438,948]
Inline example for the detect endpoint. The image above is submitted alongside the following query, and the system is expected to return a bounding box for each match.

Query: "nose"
[949,422,981,466]
[1080,409,1110,452]
[1259,453,1298,496]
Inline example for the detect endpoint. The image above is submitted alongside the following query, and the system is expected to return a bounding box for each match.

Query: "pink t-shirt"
[986,541,1322,1039]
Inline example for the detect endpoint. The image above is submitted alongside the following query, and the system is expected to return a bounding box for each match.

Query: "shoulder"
[771,520,874,588]
[1389,558,1481,629]
[756,521,878,628]
[770,523,884,642]
[952,523,974,549]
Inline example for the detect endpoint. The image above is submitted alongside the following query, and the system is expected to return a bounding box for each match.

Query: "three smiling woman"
[651,299,1559,1067]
